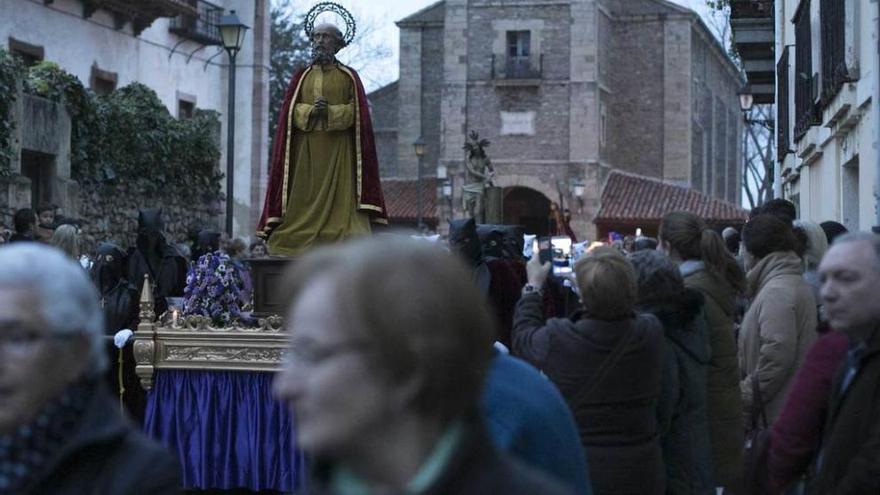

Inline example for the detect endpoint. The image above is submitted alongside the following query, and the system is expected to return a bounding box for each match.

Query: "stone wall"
[608,18,666,178]
[75,178,221,253]
[690,26,743,204]
[368,81,399,177]
[0,89,221,252]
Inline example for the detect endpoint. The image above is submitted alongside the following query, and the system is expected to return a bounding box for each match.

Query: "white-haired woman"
[0,243,179,493]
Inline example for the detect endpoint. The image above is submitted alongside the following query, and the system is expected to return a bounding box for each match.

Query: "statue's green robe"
[267,65,371,256]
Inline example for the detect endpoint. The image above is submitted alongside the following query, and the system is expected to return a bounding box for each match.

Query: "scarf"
[0,379,94,494]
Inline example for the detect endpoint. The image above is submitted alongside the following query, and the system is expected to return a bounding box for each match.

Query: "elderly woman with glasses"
[0,243,179,494]
[273,236,574,494]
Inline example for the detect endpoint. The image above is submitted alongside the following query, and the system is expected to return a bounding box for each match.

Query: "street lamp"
[570,179,586,213]
[218,10,249,237]
[737,84,755,113]
[737,84,773,128]
[413,137,426,231]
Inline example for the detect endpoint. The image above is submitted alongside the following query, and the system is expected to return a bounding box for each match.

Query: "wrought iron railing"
[777,47,791,160]
[820,0,848,107]
[794,0,816,140]
[491,54,543,80]
[169,0,222,46]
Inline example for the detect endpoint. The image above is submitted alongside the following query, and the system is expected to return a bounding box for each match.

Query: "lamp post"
[738,84,777,199]
[570,179,586,214]
[738,84,774,128]
[413,137,426,231]
[218,10,249,237]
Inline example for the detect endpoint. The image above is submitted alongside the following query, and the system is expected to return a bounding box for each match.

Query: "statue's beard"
[311,46,337,66]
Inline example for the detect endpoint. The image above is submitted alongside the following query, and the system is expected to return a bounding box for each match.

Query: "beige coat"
[739,251,818,425]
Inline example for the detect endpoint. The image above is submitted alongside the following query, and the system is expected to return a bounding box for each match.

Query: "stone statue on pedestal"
[462,131,495,223]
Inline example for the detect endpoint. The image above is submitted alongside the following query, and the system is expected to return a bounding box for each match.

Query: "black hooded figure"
[94,242,139,333]
[449,218,492,295]
[449,218,528,347]
[191,229,222,263]
[93,242,146,423]
[127,208,188,315]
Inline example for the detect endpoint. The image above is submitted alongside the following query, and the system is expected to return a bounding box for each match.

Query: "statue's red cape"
[257,64,388,240]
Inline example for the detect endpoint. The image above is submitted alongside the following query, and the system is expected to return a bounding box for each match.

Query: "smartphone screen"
[551,236,573,276]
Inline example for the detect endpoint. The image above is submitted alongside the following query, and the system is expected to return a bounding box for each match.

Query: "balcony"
[169,0,223,46]
[81,0,197,35]
[730,0,775,103]
[491,55,543,86]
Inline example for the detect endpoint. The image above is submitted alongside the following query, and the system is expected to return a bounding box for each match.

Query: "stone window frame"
[8,37,44,66]
[492,20,544,75]
[90,64,118,95]
[177,91,198,119]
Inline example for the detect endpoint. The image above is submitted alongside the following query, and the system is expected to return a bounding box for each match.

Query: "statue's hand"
[313,96,328,116]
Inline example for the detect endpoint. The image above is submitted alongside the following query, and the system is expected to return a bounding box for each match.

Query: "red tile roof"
[595,171,748,225]
[381,178,440,222]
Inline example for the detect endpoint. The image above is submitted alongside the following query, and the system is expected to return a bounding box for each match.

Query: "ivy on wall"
[22,62,223,202]
[0,49,24,178]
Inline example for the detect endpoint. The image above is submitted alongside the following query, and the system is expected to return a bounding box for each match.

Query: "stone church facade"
[369,0,744,238]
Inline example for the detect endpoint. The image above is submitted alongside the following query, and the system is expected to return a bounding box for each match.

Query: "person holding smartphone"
[512,246,666,494]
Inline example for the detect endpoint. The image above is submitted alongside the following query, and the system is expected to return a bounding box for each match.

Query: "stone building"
[370,0,744,238]
[734,0,879,232]
[0,0,269,238]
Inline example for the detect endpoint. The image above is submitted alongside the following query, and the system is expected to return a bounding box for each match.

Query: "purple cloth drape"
[144,369,307,491]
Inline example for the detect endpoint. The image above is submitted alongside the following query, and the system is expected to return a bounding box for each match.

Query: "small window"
[177,91,197,119]
[178,100,195,119]
[507,31,531,58]
[599,103,607,147]
[90,65,118,96]
[8,37,44,67]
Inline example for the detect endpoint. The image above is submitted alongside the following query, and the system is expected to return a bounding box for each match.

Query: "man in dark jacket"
[808,233,880,494]
[0,243,180,494]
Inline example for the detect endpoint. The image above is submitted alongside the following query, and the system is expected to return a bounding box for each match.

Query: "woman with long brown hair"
[658,211,745,493]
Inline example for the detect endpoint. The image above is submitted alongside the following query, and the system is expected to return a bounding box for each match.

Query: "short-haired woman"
[513,246,665,494]
[629,249,714,493]
[273,237,574,495]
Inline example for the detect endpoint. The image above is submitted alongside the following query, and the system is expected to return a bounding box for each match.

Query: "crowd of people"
[1,199,878,494]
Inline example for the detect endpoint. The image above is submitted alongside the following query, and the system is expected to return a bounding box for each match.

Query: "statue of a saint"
[257,4,387,256]
[462,131,495,222]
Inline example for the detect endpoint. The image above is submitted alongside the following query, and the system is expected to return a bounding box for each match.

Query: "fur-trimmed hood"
[637,288,710,365]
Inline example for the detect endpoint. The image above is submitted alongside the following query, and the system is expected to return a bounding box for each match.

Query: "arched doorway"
[503,187,551,236]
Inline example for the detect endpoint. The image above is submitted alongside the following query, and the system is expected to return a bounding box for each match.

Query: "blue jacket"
[482,352,593,495]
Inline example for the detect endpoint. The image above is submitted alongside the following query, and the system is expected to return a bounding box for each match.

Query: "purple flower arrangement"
[183,251,253,326]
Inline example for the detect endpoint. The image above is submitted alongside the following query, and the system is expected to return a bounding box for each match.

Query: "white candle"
[172,309,179,327]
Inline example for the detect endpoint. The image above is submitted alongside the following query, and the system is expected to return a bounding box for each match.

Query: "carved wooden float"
[132,276,287,391]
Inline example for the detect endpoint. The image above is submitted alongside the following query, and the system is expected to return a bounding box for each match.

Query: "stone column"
[662,19,692,184]
[398,26,423,178]
[569,0,598,163]
[440,0,469,170]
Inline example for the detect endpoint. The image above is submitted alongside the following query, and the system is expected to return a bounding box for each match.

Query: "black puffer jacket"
[641,288,714,494]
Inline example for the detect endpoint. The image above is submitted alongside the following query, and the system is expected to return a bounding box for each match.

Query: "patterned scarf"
[0,379,94,494]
